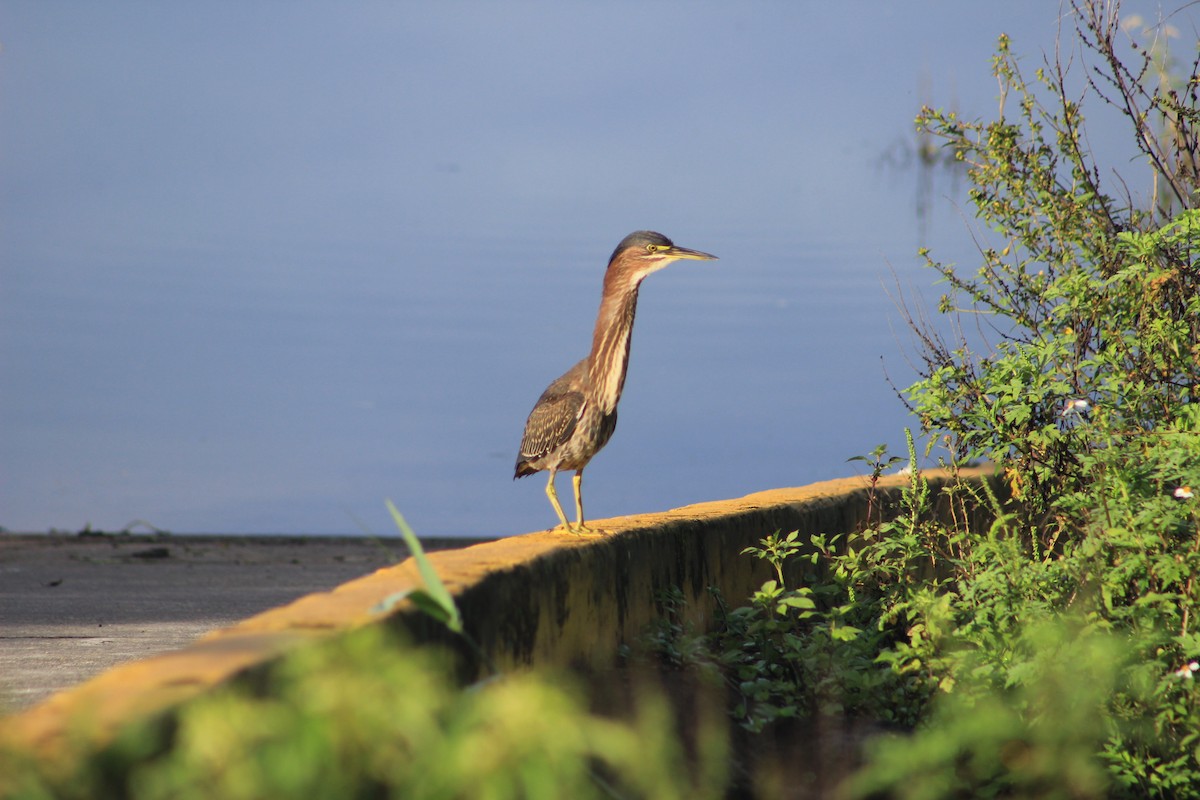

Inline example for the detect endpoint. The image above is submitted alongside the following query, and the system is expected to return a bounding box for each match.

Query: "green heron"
[514,230,718,533]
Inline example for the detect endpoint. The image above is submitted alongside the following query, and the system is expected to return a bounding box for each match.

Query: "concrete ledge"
[0,467,993,759]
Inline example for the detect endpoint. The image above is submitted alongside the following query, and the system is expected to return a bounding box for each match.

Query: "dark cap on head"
[609,230,673,264]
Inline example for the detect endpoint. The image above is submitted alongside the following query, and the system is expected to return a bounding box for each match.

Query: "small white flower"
[1175,486,1194,500]
[1174,661,1200,678]
[1061,399,1091,416]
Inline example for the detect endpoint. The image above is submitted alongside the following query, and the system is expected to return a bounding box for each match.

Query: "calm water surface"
[2,3,1124,536]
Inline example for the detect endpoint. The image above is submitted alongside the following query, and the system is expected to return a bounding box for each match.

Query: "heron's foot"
[553,521,604,535]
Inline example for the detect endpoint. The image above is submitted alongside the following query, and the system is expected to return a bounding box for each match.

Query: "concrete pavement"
[0,533,480,711]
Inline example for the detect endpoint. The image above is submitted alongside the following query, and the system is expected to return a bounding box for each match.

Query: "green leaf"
[830,625,863,642]
[385,499,462,633]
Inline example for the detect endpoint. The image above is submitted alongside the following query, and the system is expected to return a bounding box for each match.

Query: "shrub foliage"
[698,2,1200,796]
[645,2,1200,797]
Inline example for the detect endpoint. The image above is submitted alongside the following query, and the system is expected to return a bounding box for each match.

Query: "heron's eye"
[646,244,659,253]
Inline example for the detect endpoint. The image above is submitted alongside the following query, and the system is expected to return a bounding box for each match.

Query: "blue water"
[0,3,1133,536]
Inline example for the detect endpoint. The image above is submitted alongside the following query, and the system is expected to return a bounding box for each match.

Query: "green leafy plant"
[1,506,732,800]
[905,3,1199,530]
[626,5,1200,796]
[845,619,1128,800]
[1,627,726,800]
[374,500,462,633]
[676,439,940,735]
[848,444,906,529]
[844,1,1200,795]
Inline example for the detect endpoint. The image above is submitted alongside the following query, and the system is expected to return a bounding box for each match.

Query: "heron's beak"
[665,245,718,261]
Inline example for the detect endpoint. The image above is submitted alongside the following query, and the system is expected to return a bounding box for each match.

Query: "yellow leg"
[545,471,572,530]
[572,471,596,533]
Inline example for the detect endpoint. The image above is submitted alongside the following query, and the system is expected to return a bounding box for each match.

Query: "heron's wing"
[517,389,584,466]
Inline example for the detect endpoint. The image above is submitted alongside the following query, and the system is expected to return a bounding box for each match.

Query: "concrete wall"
[0,467,993,757]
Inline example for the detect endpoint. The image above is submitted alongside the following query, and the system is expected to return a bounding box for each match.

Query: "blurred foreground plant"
[1,626,727,800]
[1,504,728,800]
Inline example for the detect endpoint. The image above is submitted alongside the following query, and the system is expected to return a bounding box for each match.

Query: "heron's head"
[606,231,717,283]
